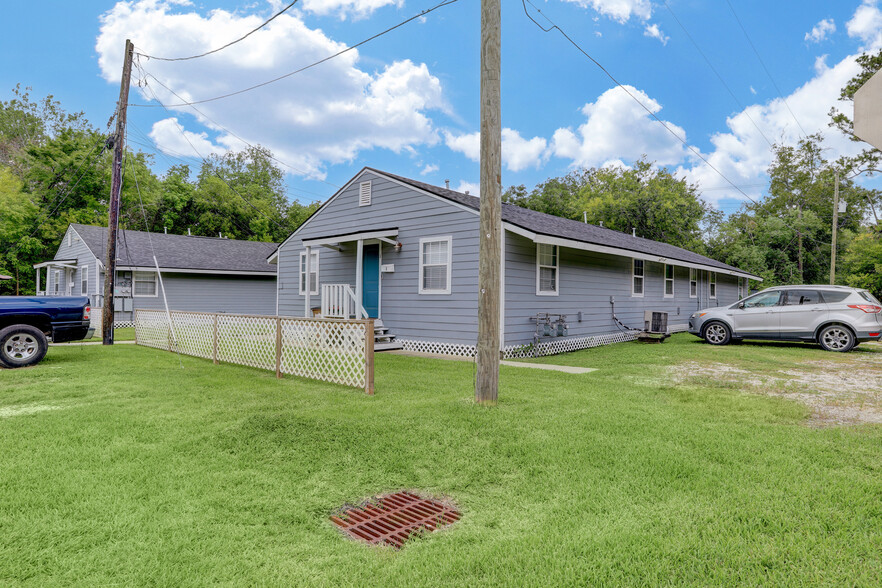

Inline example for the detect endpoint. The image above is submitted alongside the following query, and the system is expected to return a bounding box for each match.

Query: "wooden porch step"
[375,341,403,352]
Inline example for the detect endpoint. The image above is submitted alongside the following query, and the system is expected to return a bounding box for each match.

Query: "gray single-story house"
[35,224,278,324]
[271,168,761,356]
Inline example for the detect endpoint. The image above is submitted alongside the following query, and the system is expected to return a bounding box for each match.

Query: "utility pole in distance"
[830,170,840,285]
[476,0,501,406]
[103,39,134,345]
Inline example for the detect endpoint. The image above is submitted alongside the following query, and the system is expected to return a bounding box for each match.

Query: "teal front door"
[362,244,380,318]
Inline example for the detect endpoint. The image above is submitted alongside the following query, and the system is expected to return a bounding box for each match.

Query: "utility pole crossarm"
[102,39,134,345]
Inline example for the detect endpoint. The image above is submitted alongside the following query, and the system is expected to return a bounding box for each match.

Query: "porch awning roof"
[300,228,399,248]
[32,259,78,269]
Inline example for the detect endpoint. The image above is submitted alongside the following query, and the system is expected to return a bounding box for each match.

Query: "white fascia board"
[302,228,399,248]
[504,222,763,282]
[32,260,78,269]
[274,167,480,255]
[117,266,276,277]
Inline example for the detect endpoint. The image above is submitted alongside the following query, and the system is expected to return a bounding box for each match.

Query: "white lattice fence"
[135,310,373,393]
[279,318,368,388]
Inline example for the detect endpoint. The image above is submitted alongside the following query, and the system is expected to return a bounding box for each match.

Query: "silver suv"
[688,285,882,352]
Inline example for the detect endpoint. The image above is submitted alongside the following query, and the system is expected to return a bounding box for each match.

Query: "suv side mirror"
[738,302,745,310]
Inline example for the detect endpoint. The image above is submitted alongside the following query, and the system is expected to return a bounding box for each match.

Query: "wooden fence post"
[364,319,375,395]
[212,313,219,364]
[275,316,282,379]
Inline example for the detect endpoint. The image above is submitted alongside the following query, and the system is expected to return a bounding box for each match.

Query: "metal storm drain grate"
[331,491,460,549]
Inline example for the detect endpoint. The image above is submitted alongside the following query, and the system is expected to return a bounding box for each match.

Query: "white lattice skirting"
[399,327,674,359]
[89,309,134,329]
[135,309,374,393]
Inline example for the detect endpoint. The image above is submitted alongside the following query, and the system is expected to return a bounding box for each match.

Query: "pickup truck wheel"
[0,325,48,368]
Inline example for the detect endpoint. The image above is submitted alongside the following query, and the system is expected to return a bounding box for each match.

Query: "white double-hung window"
[632,259,644,297]
[709,272,717,299]
[536,244,559,295]
[664,264,675,297]
[419,237,452,295]
[133,271,158,297]
[689,267,697,298]
[299,250,319,295]
[80,266,89,295]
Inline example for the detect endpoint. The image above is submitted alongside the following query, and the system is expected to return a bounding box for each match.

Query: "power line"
[135,1,300,62]
[723,0,809,138]
[520,0,757,205]
[662,0,774,149]
[133,62,339,192]
[137,81,291,234]
[128,0,461,108]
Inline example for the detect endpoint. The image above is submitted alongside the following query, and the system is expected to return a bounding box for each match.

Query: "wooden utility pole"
[102,39,134,345]
[475,0,501,406]
[830,171,840,285]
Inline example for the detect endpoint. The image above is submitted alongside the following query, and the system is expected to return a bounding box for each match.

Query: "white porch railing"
[321,284,368,319]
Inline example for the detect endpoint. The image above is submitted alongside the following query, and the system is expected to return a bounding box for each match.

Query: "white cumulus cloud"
[644,23,669,45]
[96,0,447,179]
[300,0,402,20]
[443,128,548,172]
[454,180,479,196]
[550,85,687,168]
[847,0,882,50]
[805,18,836,43]
[561,0,651,23]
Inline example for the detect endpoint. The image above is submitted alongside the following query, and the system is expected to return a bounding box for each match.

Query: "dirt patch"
[0,403,64,418]
[671,354,882,427]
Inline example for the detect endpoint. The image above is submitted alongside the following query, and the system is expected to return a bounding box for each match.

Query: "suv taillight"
[83,305,91,320]
[848,304,882,314]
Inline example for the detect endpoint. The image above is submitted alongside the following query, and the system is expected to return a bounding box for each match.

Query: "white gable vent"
[359,181,372,206]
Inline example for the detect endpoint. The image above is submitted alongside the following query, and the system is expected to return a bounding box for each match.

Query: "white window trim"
[80,265,89,296]
[133,271,159,298]
[664,264,675,298]
[689,267,697,298]
[418,236,452,295]
[631,258,644,298]
[53,270,60,294]
[298,250,320,296]
[709,271,717,299]
[536,244,560,296]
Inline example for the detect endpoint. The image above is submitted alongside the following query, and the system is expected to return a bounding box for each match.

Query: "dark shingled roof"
[369,168,758,278]
[70,224,277,274]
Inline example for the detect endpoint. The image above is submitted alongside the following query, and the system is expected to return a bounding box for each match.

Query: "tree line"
[0,85,319,295]
[2,50,881,298]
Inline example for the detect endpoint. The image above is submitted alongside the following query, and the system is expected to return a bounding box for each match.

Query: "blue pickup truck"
[0,296,94,368]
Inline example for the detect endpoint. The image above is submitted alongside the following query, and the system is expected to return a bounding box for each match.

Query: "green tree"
[504,159,719,251]
[841,228,882,299]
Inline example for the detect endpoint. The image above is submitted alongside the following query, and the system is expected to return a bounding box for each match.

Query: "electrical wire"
[520,0,757,206]
[135,1,300,62]
[723,0,809,138]
[133,60,338,192]
[662,0,774,149]
[128,0,461,108]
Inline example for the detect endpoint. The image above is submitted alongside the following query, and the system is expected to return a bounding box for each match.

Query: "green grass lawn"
[82,327,135,342]
[1,335,881,585]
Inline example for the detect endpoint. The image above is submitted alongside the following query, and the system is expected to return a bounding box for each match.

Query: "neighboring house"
[271,168,762,356]
[34,224,278,324]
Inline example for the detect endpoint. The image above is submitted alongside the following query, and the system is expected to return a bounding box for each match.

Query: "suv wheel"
[0,325,49,368]
[817,325,855,352]
[703,322,732,346]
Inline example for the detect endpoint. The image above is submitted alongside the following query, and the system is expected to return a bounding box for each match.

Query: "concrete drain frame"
[331,491,460,549]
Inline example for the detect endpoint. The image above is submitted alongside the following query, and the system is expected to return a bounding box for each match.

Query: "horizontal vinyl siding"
[131,273,277,315]
[277,172,480,344]
[49,227,100,298]
[503,232,738,346]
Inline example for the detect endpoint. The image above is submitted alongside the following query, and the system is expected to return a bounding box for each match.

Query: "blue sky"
[2,0,881,214]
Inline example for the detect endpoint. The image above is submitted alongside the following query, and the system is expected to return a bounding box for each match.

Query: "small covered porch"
[301,228,402,349]
[32,259,79,297]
